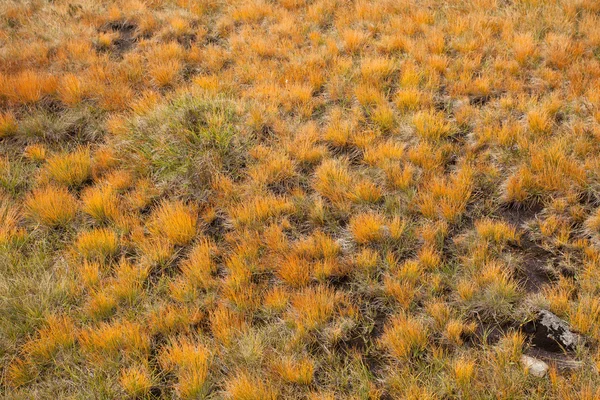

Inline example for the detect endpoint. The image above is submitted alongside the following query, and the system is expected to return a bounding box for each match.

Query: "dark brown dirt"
[498,203,542,227]
[468,319,517,346]
[498,204,555,293]
[469,93,495,107]
[98,20,138,55]
[517,235,555,293]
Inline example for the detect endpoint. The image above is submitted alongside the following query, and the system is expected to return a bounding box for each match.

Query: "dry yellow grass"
[4,70,57,104]
[313,158,352,206]
[120,364,154,398]
[349,212,386,244]
[274,356,315,385]
[23,144,47,162]
[225,371,278,400]
[160,337,211,399]
[81,185,119,223]
[74,229,118,262]
[290,285,337,332]
[147,200,198,246]
[278,254,312,288]
[23,315,76,362]
[0,112,17,138]
[413,110,453,141]
[24,185,78,227]
[44,147,92,188]
[380,313,428,359]
[453,356,476,389]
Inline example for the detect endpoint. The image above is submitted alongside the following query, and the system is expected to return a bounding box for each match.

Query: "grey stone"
[520,355,549,377]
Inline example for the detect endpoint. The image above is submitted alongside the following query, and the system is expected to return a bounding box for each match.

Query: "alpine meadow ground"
[2,0,600,398]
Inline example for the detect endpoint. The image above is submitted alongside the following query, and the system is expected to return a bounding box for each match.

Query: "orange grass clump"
[44,147,92,188]
[74,228,119,261]
[148,201,198,246]
[380,313,429,359]
[25,186,78,227]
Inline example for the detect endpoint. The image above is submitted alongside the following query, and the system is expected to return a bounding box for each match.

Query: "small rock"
[520,355,549,377]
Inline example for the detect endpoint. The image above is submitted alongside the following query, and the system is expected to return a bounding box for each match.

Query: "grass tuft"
[380,313,428,359]
[25,185,77,227]
[44,147,92,188]
[147,200,198,246]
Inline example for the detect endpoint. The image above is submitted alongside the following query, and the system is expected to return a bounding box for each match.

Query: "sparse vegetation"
[2,0,600,398]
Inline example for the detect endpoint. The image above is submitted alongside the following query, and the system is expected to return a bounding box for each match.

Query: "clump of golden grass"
[413,110,453,141]
[224,371,278,400]
[278,254,312,287]
[494,331,525,366]
[126,178,159,210]
[0,112,17,138]
[287,124,328,165]
[79,260,101,288]
[274,356,315,385]
[349,212,386,244]
[569,294,600,336]
[91,147,118,178]
[4,358,36,388]
[58,74,85,106]
[363,139,404,167]
[74,228,119,261]
[120,364,154,398]
[380,313,428,359]
[85,291,117,320]
[354,248,379,274]
[25,186,77,227]
[110,259,150,304]
[294,231,341,260]
[179,239,217,288]
[229,195,294,227]
[160,337,211,399]
[513,33,536,64]
[443,319,476,346]
[395,88,430,110]
[134,234,176,267]
[584,208,600,235]
[351,179,383,204]
[4,70,57,104]
[418,165,474,223]
[453,356,476,389]
[342,29,368,53]
[0,194,24,244]
[371,104,396,132]
[263,286,290,314]
[81,185,119,223]
[149,60,182,88]
[384,277,417,309]
[360,57,396,85]
[209,305,247,346]
[23,314,76,362]
[313,159,352,206]
[147,304,202,336]
[23,144,47,162]
[289,285,337,332]
[147,200,198,246]
[44,147,92,188]
[475,219,519,245]
[79,319,150,360]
